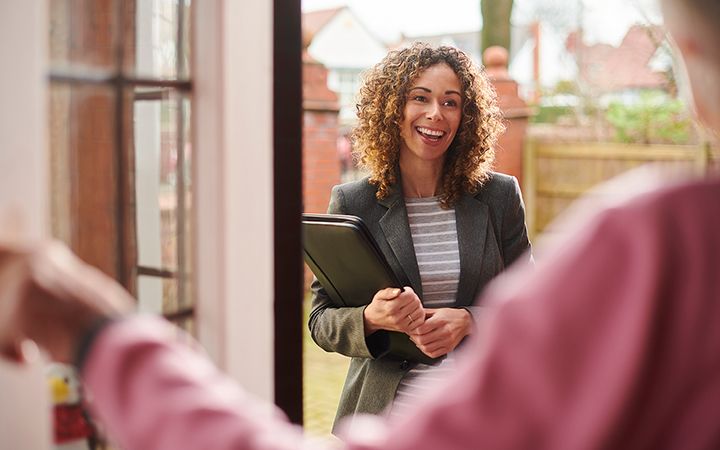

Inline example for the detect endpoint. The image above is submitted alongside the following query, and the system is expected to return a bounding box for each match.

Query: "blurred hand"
[0,240,133,364]
[363,286,425,335]
[409,308,472,358]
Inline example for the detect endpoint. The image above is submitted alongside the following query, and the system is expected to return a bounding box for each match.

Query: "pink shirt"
[83,177,720,450]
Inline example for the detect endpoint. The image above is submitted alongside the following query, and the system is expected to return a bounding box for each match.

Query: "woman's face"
[399,63,463,167]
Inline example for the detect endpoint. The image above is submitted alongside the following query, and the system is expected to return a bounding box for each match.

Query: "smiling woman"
[399,63,463,190]
[352,44,505,207]
[307,42,534,432]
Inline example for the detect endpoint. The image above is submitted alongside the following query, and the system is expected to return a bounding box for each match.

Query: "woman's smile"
[415,126,446,142]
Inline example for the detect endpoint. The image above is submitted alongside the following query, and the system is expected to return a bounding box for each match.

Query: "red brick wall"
[302,55,340,288]
[484,46,532,189]
[302,54,340,214]
[302,110,340,214]
[494,110,529,188]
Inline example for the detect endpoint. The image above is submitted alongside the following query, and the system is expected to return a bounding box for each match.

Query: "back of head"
[663,0,720,45]
[661,0,720,131]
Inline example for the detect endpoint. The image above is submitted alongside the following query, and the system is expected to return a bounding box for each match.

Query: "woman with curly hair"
[308,42,533,431]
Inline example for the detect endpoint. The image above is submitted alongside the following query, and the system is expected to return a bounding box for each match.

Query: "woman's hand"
[363,287,425,336]
[409,308,472,358]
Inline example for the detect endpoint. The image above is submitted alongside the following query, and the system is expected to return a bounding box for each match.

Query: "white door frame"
[0,2,51,449]
[193,0,275,401]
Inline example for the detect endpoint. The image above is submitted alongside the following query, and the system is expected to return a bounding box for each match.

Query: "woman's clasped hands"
[362,287,472,358]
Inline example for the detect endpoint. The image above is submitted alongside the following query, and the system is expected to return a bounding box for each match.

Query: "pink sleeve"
[82,316,319,450]
[82,181,720,450]
[344,181,720,449]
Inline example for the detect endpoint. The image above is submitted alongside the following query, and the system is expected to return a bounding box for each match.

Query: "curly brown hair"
[352,42,505,208]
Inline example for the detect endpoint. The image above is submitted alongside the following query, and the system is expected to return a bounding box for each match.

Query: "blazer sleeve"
[500,176,533,269]
[307,185,376,359]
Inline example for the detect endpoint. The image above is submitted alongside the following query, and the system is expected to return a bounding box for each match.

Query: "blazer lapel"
[455,193,489,306]
[378,187,423,298]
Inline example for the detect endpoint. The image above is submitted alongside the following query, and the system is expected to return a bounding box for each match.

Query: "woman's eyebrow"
[409,86,461,97]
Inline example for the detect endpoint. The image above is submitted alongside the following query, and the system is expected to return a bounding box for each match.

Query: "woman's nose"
[425,101,442,120]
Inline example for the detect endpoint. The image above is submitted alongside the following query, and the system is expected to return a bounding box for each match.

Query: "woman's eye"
[412,95,427,102]
[444,100,458,107]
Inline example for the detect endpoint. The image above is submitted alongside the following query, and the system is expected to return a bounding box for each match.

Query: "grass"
[302,296,350,437]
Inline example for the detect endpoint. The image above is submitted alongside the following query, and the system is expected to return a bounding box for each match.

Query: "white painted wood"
[308,8,387,69]
[193,0,275,402]
[0,1,51,449]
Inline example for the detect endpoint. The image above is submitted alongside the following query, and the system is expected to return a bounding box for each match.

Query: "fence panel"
[523,140,719,238]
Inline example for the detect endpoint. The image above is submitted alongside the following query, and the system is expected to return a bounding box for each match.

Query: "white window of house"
[328,68,363,125]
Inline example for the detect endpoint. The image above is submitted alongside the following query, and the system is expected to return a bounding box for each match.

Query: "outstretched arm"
[4,181,717,450]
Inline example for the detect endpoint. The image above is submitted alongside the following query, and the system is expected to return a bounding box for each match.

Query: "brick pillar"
[302,52,340,288]
[484,46,532,188]
[302,52,340,214]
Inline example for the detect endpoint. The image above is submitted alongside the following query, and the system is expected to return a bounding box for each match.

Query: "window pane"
[134,88,184,271]
[48,83,120,277]
[137,274,177,314]
[133,0,191,79]
[49,0,119,72]
[180,97,193,310]
[134,88,192,313]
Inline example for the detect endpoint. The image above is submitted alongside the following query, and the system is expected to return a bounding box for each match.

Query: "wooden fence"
[522,140,719,238]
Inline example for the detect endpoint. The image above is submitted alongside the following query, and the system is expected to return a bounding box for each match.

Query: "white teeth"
[417,127,445,137]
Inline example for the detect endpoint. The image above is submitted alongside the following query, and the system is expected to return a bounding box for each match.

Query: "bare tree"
[481,0,514,55]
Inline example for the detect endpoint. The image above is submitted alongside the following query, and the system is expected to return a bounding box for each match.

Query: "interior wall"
[0,2,51,449]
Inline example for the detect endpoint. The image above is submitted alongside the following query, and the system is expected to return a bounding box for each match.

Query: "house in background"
[401,23,670,108]
[399,24,577,105]
[509,22,578,103]
[398,31,482,63]
[566,24,672,104]
[303,7,388,127]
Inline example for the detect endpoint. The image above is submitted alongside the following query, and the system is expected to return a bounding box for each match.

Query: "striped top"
[390,196,461,418]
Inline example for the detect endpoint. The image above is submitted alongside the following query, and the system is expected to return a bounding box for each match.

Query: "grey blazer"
[308,172,532,431]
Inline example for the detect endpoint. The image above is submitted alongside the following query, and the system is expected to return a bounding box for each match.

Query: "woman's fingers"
[372,287,402,301]
[409,308,472,355]
[365,286,427,333]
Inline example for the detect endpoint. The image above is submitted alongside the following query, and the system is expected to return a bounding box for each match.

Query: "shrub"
[531,105,575,124]
[606,91,693,144]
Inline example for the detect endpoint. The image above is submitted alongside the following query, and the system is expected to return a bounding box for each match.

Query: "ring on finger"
[407,314,414,324]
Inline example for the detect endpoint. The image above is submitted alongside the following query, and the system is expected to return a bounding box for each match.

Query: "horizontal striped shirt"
[391,196,461,418]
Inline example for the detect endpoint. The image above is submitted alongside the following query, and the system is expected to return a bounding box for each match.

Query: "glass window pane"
[134,88,184,270]
[49,0,119,72]
[181,0,191,78]
[179,97,193,311]
[48,83,119,277]
[134,88,192,311]
[133,0,191,79]
[137,274,178,314]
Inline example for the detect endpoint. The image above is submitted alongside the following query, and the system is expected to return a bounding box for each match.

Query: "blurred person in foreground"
[1,0,719,448]
[308,42,531,430]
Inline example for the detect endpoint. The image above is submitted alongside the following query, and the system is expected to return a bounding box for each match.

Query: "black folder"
[303,213,440,365]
